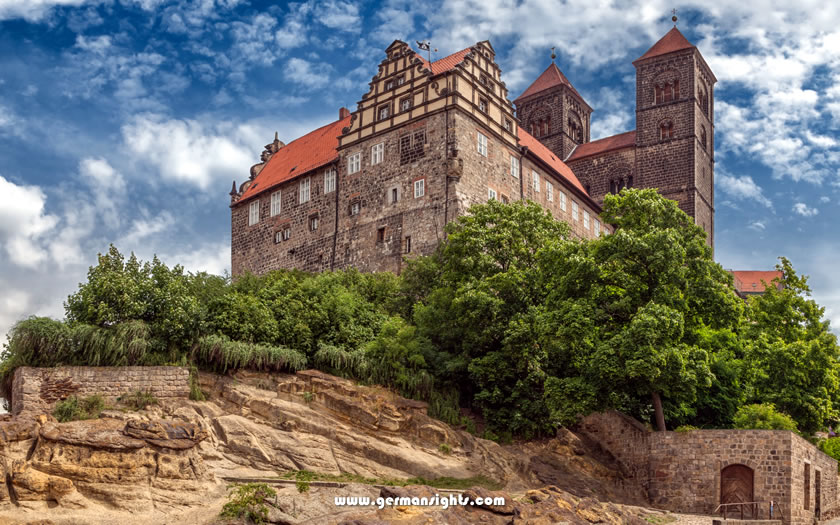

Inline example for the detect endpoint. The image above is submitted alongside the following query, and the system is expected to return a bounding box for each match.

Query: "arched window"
[659,120,674,141]
[654,71,680,105]
[700,126,707,150]
[568,113,583,143]
[627,176,633,188]
[698,85,709,116]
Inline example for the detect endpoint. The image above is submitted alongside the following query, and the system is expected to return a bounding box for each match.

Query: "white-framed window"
[594,219,601,235]
[532,170,540,192]
[572,201,579,221]
[299,177,310,204]
[348,152,361,174]
[414,178,425,198]
[378,104,390,120]
[546,181,554,202]
[282,226,291,240]
[478,98,488,113]
[324,168,336,194]
[397,74,405,86]
[510,156,519,178]
[310,216,319,231]
[488,187,497,200]
[559,191,567,212]
[477,132,488,156]
[371,143,384,165]
[270,190,282,216]
[350,201,360,215]
[400,97,411,112]
[584,210,590,230]
[248,200,260,226]
[504,118,512,132]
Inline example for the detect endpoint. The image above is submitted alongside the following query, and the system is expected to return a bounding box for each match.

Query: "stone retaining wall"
[580,411,839,525]
[10,366,190,415]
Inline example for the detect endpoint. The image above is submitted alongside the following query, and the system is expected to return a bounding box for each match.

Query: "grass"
[220,483,277,525]
[643,514,676,524]
[53,395,106,422]
[276,470,503,491]
[117,390,158,410]
[438,443,452,454]
[193,334,307,374]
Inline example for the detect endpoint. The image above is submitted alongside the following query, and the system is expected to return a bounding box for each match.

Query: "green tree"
[741,259,840,435]
[733,403,798,431]
[540,189,742,431]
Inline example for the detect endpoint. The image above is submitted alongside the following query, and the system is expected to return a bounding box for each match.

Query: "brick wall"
[10,366,190,415]
[580,411,839,525]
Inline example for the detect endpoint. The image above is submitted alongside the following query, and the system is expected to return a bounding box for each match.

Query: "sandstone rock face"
[0,369,647,524]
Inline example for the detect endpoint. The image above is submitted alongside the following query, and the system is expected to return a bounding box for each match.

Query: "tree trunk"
[651,391,666,431]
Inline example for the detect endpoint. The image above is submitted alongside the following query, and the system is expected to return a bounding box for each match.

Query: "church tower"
[633,26,716,245]
[514,61,592,161]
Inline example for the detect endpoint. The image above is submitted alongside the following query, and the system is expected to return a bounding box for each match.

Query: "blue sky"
[0,0,838,339]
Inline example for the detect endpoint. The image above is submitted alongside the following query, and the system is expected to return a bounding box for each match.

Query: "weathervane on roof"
[551,47,556,63]
[416,40,437,65]
[672,8,678,26]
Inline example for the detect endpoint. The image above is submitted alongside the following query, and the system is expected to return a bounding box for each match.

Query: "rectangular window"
[248,200,259,226]
[400,97,412,112]
[594,219,601,235]
[350,201,360,216]
[378,104,390,120]
[510,156,519,178]
[504,118,512,132]
[348,152,361,174]
[559,191,567,212]
[324,169,336,193]
[274,230,282,243]
[310,216,319,231]
[414,179,425,198]
[405,235,411,253]
[584,210,590,230]
[270,191,282,216]
[478,98,488,113]
[391,187,398,204]
[400,129,425,165]
[532,170,539,192]
[546,181,553,202]
[572,201,579,221]
[385,79,394,90]
[488,187,497,200]
[299,177,310,204]
[275,226,290,243]
[477,132,488,156]
[805,463,811,510]
[377,226,385,243]
[371,142,384,165]
[396,74,405,86]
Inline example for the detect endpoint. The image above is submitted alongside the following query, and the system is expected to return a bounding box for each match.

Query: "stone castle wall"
[10,366,190,415]
[580,411,838,525]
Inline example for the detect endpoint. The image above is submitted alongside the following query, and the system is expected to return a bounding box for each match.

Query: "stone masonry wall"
[580,411,839,525]
[10,366,190,415]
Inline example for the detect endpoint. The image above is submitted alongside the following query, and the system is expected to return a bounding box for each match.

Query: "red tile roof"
[238,116,351,204]
[567,130,636,162]
[731,271,783,294]
[514,63,585,104]
[634,27,695,64]
[419,48,472,75]
[518,127,586,194]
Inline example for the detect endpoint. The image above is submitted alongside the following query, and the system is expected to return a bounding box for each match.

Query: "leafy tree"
[733,403,798,431]
[363,316,435,399]
[540,189,742,431]
[742,258,840,434]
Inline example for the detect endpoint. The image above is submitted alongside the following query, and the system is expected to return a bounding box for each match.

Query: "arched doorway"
[721,464,755,517]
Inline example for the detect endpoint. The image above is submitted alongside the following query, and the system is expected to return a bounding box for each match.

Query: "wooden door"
[721,464,754,517]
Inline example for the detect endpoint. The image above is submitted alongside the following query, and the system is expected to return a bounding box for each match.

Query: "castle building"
[230,26,714,276]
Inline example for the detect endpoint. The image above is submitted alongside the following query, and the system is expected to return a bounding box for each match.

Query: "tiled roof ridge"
[514,63,586,105]
[567,130,636,162]
[518,127,588,196]
[634,26,695,64]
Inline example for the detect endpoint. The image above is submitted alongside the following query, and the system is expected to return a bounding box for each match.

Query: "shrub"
[118,390,158,410]
[438,443,451,454]
[675,425,699,433]
[302,391,314,403]
[296,480,310,493]
[188,366,206,401]
[53,395,105,422]
[819,437,840,466]
[220,483,277,525]
[733,403,798,431]
[193,334,307,374]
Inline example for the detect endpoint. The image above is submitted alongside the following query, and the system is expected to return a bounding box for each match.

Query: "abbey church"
[229,25,715,276]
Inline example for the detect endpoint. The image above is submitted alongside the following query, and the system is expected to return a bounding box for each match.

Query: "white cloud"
[0,0,96,21]
[79,157,126,227]
[286,58,332,88]
[121,114,260,190]
[0,176,59,268]
[820,196,831,204]
[317,0,361,32]
[120,212,175,247]
[748,221,766,231]
[717,171,773,208]
[793,202,819,217]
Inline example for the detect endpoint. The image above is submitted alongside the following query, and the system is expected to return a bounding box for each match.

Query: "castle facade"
[230,27,714,276]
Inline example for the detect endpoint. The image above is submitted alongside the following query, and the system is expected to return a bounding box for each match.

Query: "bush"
[118,390,158,410]
[53,395,105,422]
[675,425,699,433]
[438,443,451,454]
[733,404,798,431]
[820,438,840,466]
[220,483,277,524]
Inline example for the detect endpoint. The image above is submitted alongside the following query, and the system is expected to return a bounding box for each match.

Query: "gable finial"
[672,8,678,26]
[550,47,556,63]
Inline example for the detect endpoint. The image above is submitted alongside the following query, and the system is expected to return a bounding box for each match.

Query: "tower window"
[659,120,674,141]
[377,226,385,243]
[655,78,680,104]
[700,126,707,151]
[404,236,411,253]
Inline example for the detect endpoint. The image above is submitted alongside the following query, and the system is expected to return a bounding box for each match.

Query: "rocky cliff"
[0,369,648,524]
